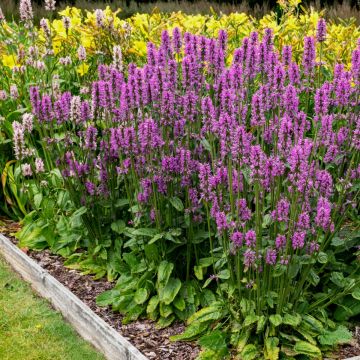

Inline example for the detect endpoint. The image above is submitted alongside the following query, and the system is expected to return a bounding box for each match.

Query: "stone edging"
[0,233,148,360]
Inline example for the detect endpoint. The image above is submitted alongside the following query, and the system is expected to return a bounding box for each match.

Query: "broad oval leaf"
[293,341,321,358]
[161,277,182,305]
[170,197,184,211]
[134,288,148,305]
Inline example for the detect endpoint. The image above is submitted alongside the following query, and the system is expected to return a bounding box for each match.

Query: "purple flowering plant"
[10,21,360,357]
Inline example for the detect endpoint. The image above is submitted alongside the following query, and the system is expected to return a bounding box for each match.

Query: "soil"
[1,217,359,359]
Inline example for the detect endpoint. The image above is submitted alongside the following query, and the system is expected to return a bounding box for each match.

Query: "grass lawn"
[0,256,105,360]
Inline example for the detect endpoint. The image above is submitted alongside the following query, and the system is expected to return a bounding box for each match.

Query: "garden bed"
[0,218,199,360]
[0,218,359,359]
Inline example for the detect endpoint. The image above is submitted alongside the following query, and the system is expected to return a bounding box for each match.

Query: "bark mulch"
[0,217,359,359]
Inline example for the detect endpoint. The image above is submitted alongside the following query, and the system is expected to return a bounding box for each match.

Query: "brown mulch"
[1,217,359,359]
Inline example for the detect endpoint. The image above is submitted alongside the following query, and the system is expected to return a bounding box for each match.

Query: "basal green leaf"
[256,315,267,333]
[170,321,208,341]
[187,303,222,324]
[173,296,186,311]
[156,315,176,329]
[199,330,228,355]
[200,289,216,307]
[244,314,259,327]
[269,314,282,327]
[161,277,182,305]
[157,261,174,288]
[159,302,173,318]
[301,315,324,335]
[293,341,321,358]
[241,344,258,360]
[264,337,279,360]
[96,289,120,307]
[318,325,352,346]
[111,220,126,234]
[283,313,302,327]
[237,330,251,353]
[147,295,159,314]
[134,288,148,305]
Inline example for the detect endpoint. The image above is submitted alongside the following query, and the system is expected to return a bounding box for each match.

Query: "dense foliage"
[0,1,359,359]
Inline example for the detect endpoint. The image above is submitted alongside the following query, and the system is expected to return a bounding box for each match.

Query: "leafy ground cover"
[0,255,105,360]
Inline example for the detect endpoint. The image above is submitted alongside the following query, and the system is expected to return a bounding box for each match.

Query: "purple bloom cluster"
[23,28,359,281]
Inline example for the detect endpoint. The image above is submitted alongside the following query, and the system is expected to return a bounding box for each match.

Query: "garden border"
[0,233,148,360]
[1,233,359,360]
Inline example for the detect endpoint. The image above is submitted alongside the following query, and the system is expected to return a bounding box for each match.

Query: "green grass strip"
[0,256,105,360]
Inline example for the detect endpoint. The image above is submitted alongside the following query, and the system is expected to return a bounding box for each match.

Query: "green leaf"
[193,230,211,244]
[160,302,173,318]
[200,139,211,152]
[199,330,228,356]
[34,193,43,209]
[272,264,286,277]
[217,269,230,279]
[202,277,213,288]
[264,337,279,360]
[317,252,328,264]
[111,220,126,234]
[188,304,223,324]
[133,228,158,237]
[122,304,144,324]
[157,261,174,288]
[301,315,324,335]
[72,206,87,217]
[308,269,320,286]
[194,266,204,280]
[148,233,164,245]
[147,295,159,314]
[114,198,129,208]
[160,278,182,305]
[241,344,258,360]
[96,289,119,307]
[237,331,251,352]
[318,325,352,346]
[256,316,267,333]
[331,237,343,247]
[293,341,321,358]
[134,288,148,305]
[262,214,272,228]
[352,288,360,300]
[156,315,175,329]
[200,290,216,307]
[170,197,184,211]
[330,272,345,287]
[244,314,259,327]
[170,321,208,341]
[173,296,186,311]
[269,314,282,327]
[283,313,302,327]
